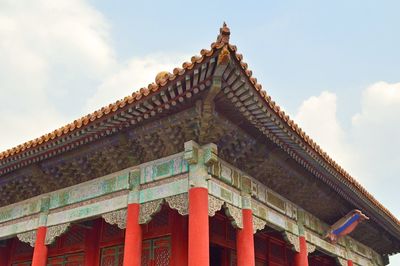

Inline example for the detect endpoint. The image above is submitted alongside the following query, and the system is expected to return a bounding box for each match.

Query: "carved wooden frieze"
[307,242,316,254]
[17,230,36,247]
[208,195,224,216]
[139,199,163,224]
[45,223,70,245]
[252,215,266,234]
[165,193,188,216]
[283,231,300,253]
[102,209,127,229]
[337,258,348,266]
[224,203,243,229]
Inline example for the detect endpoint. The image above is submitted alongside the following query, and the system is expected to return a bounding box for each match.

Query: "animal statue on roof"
[325,209,369,243]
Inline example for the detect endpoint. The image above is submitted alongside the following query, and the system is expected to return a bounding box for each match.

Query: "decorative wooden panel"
[153,237,171,266]
[254,232,295,266]
[142,236,171,266]
[12,261,31,266]
[47,253,84,266]
[255,259,266,266]
[142,240,151,266]
[14,240,33,257]
[61,227,85,249]
[254,235,268,261]
[101,221,125,243]
[230,251,237,266]
[148,208,169,231]
[270,240,285,263]
[210,212,236,249]
[100,245,124,266]
[309,255,337,266]
[11,238,33,266]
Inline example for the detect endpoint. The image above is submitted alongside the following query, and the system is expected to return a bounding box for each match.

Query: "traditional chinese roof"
[1,23,399,253]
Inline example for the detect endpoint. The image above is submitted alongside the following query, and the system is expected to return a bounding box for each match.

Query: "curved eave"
[0,24,399,253]
[219,44,400,252]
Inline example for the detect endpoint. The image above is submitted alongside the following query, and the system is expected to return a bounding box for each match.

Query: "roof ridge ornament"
[325,209,369,244]
[216,22,230,45]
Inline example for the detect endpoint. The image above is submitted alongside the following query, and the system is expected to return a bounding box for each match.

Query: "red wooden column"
[32,200,50,266]
[123,203,142,266]
[236,195,255,266]
[171,211,188,266]
[32,226,48,266]
[188,187,209,266]
[84,219,101,266]
[294,236,308,266]
[185,141,218,266]
[347,260,354,266]
[123,170,142,266]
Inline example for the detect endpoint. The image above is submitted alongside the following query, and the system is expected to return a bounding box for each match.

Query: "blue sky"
[0,1,399,263]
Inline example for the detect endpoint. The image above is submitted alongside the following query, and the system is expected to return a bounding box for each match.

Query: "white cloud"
[294,82,400,215]
[0,0,186,152]
[0,0,115,151]
[351,81,400,171]
[294,91,356,171]
[85,54,189,112]
[295,83,400,264]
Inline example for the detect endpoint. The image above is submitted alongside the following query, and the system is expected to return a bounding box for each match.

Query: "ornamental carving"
[139,199,163,224]
[45,223,70,245]
[307,242,316,254]
[337,258,348,266]
[166,193,188,216]
[224,204,243,229]
[102,209,127,229]
[283,232,300,253]
[17,230,36,247]
[252,215,266,234]
[208,195,224,216]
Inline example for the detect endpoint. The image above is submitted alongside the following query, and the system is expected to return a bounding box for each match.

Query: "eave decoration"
[325,209,369,243]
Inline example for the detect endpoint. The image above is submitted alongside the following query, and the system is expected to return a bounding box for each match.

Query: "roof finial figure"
[217,22,230,44]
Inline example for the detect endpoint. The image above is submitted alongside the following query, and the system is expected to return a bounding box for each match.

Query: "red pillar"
[347,260,354,266]
[294,236,308,266]
[123,203,142,266]
[188,187,209,266]
[236,209,255,266]
[171,211,188,266]
[84,219,101,266]
[32,226,48,266]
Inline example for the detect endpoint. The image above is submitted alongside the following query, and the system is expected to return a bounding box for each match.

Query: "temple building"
[0,24,399,266]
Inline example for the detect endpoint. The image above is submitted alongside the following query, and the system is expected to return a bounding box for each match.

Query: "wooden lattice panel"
[309,254,337,266]
[100,245,124,266]
[47,253,84,266]
[153,237,171,266]
[143,237,171,266]
[12,261,31,266]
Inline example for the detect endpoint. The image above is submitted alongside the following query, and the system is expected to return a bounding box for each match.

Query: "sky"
[0,0,399,263]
